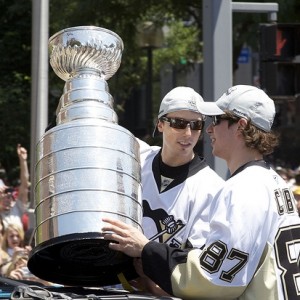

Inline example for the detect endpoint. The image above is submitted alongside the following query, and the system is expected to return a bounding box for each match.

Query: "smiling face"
[158,110,204,166]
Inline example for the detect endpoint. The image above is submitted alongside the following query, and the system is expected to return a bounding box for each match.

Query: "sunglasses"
[211,115,234,126]
[161,117,205,130]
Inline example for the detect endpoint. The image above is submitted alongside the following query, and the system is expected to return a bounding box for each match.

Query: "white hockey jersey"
[141,162,300,300]
[138,139,225,249]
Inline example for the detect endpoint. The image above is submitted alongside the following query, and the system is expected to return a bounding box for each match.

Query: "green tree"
[0,1,31,183]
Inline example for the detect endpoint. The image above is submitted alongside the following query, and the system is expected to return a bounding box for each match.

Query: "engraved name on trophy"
[28,26,143,287]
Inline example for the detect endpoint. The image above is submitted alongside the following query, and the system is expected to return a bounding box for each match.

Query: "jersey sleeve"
[136,138,151,154]
[136,138,161,162]
[142,241,247,298]
[142,241,187,295]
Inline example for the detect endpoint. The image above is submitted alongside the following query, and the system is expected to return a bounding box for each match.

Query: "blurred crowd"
[0,144,48,284]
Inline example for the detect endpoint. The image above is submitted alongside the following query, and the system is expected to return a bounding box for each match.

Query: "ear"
[157,120,164,133]
[237,118,248,130]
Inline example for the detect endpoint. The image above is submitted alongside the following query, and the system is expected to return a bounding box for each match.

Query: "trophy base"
[27,232,138,287]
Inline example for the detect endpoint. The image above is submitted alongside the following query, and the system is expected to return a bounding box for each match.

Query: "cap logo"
[232,108,248,118]
[226,86,238,95]
[188,98,198,109]
[249,102,262,113]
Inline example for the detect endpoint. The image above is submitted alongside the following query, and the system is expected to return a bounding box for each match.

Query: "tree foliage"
[0,0,31,182]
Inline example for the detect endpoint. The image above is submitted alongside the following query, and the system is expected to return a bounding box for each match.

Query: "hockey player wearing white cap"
[129,86,225,294]
[102,85,300,300]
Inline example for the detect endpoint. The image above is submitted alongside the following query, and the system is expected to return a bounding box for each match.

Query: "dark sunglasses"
[211,115,234,126]
[161,117,205,130]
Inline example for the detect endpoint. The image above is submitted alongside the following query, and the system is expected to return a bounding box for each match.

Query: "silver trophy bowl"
[28,26,143,287]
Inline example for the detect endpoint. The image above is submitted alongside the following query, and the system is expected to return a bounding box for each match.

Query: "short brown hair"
[224,111,279,155]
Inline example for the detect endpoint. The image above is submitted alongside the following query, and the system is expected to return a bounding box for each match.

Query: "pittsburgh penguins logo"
[143,200,185,247]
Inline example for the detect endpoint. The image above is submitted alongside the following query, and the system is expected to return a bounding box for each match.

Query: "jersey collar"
[230,159,269,178]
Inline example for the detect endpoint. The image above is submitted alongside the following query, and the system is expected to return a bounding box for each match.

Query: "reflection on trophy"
[27,26,143,287]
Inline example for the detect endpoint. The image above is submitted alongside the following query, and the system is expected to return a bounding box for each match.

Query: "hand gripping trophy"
[28,26,143,287]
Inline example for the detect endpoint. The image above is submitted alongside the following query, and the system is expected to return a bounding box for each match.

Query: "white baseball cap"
[153,86,223,136]
[157,86,223,118]
[213,85,276,132]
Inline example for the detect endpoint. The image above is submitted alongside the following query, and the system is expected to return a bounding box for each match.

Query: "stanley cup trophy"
[27,26,143,287]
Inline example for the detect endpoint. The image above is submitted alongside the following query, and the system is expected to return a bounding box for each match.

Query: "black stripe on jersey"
[152,150,208,193]
[142,241,190,295]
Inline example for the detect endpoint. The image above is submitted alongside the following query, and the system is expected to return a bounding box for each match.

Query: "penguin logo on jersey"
[143,200,185,246]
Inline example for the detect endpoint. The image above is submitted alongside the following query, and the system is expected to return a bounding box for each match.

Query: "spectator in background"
[0,215,9,275]
[0,144,30,230]
[293,187,300,216]
[275,166,296,188]
[292,172,300,191]
[1,223,25,258]
[292,172,300,216]
[276,166,290,183]
[0,214,5,244]
[0,223,41,283]
[0,223,28,275]
[0,187,18,228]
[0,223,50,284]
[16,144,30,206]
[4,249,29,280]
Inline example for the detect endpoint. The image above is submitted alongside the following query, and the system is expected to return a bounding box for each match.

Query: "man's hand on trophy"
[102,217,149,258]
